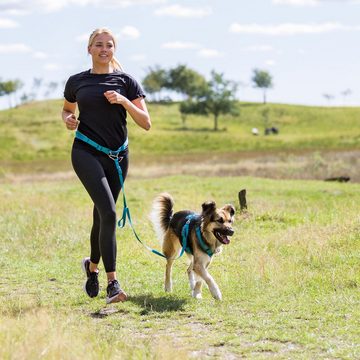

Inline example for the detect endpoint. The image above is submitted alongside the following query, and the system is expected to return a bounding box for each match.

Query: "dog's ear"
[202,201,216,215]
[225,204,235,217]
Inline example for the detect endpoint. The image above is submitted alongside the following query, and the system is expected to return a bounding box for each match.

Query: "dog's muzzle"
[213,227,234,245]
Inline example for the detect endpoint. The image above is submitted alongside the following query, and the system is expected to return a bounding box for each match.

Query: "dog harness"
[181,214,214,257]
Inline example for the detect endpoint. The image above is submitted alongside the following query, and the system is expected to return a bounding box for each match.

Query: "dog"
[150,193,235,300]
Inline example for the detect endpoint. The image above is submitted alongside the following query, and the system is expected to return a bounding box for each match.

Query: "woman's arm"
[62,100,79,131]
[104,91,151,131]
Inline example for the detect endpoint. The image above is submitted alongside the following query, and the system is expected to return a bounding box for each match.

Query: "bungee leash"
[75,130,166,258]
[75,131,212,259]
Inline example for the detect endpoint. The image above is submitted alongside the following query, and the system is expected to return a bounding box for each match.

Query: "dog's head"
[201,201,235,246]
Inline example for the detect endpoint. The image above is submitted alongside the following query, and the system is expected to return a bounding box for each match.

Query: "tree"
[341,88,352,105]
[168,64,208,100]
[251,69,273,104]
[142,65,169,102]
[168,64,208,127]
[44,81,58,98]
[323,93,335,105]
[31,77,43,100]
[180,70,238,131]
[0,79,23,108]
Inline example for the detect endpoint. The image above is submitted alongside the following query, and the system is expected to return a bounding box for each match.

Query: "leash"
[75,130,166,258]
[75,131,212,259]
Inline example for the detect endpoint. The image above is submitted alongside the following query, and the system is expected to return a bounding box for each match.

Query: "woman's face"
[88,33,115,66]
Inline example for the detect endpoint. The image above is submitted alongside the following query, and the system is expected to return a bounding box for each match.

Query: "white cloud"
[0,0,167,14]
[154,4,212,18]
[33,51,48,59]
[265,59,276,66]
[76,33,90,43]
[243,45,274,52]
[229,22,360,35]
[273,0,318,6]
[0,43,32,54]
[0,18,19,28]
[118,26,140,40]
[273,0,360,5]
[197,48,223,58]
[162,41,200,49]
[44,63,61,71]
[129,54,147,62]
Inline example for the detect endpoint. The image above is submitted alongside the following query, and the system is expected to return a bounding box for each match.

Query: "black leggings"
[71,144,129,273]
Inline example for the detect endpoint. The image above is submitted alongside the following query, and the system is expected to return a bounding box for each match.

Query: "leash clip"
[108,151,123,162]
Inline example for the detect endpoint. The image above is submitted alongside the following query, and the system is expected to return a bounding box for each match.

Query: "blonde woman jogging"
[62,28,151,304]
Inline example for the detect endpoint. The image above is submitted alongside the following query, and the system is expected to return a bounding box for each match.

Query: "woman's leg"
[72,147,128,273]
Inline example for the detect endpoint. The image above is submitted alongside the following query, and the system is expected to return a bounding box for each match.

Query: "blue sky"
[0,0,359,109]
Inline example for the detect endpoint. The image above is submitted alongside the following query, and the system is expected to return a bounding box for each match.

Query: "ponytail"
[111,56,124,71]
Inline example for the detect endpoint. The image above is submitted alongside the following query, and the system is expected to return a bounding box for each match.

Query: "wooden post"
[238,189,247,211]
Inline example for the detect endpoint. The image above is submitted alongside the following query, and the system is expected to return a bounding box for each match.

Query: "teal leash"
[75,131,212,259]
[75,131,166,258]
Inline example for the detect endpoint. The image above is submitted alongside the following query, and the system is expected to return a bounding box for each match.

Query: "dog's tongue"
[217,232,230,245]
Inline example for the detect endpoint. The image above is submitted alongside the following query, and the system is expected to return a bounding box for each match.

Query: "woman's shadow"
[129,294,188,315]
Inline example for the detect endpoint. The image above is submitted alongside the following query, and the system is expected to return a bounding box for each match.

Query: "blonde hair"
[88,28,124,71]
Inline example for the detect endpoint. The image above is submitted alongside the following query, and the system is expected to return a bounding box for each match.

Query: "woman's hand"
[104,90,128,106]
[64,113,79,130]
[104,91,151,131]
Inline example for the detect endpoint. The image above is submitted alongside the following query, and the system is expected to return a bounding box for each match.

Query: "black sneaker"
[81,257,99,298]
[106,279,127,304]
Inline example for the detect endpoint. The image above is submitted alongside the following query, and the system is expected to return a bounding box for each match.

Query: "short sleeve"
[126,75,146,101]
[64,76,76,103]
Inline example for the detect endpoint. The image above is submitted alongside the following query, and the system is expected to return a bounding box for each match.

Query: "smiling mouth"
[214,231,231,245]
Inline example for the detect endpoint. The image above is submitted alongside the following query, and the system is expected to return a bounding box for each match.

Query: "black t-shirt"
[64,69,145,149]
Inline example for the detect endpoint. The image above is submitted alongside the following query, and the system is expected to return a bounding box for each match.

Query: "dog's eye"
[217,218,225,224]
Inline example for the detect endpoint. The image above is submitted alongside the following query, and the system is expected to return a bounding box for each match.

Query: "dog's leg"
[187,257,196,291]
[165,258,174,292]
[162,229,178,292]
[193,262,222,300]
[192,274,203,299]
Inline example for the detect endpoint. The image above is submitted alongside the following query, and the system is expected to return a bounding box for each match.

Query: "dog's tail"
[150,193,174,245]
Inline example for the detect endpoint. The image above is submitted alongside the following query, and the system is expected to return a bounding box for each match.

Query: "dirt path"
[1,149,359,183]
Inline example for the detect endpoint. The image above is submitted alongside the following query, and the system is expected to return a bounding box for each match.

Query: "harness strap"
[181,214,214,258]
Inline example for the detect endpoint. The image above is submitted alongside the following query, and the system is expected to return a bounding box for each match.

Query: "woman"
[62,28,151,304]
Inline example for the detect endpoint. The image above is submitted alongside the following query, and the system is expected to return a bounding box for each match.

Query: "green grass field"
[0,100,359,359]
[1,175,359,359]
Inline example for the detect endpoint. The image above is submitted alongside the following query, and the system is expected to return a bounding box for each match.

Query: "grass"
[1,175,359,359]
[0,100,359,164]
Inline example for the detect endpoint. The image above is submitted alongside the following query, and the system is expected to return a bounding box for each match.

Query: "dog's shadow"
[129,294,188,315]
[90,294,188,318]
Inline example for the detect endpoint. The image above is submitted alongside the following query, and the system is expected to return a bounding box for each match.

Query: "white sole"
[106,291,127,304]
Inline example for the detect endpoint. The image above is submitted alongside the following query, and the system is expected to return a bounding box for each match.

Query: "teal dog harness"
[181,214,214,258]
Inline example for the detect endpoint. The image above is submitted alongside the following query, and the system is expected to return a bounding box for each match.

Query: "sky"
[0,0,359,109]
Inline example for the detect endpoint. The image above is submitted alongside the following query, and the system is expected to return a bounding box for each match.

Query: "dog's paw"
[212,291,222,301]
[192,291,202,299]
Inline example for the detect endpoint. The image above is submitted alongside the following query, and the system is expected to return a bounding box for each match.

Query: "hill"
[0,100,359,180]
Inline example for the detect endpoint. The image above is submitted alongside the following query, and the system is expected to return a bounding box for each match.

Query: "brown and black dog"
[150,193,235,300]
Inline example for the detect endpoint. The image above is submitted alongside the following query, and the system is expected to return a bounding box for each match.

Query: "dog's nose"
[226,228,234,236]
